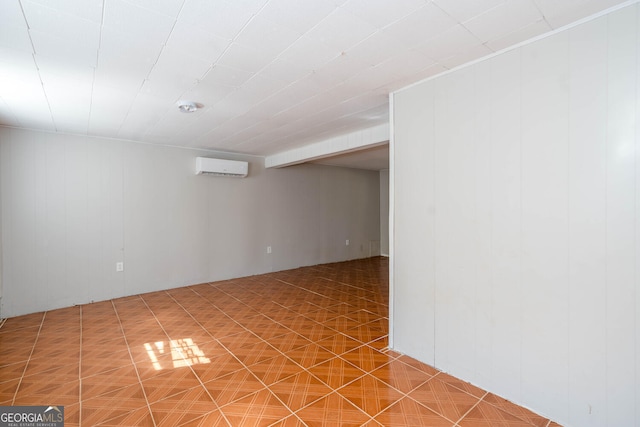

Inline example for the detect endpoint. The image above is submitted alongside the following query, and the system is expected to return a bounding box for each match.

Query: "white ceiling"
[0,0,629,169]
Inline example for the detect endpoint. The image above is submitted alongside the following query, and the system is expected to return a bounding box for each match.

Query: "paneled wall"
[0,127,381,318]
[392,4,639,426]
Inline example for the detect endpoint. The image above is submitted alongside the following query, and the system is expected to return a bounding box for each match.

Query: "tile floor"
[0,257,561,426]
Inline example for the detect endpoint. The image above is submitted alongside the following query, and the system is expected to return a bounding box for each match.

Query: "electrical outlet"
[345,239,349,246]
[267,246,272,254]
[116,262,124,272]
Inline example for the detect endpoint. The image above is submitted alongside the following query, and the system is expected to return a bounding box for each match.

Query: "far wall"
[0,127,381,318]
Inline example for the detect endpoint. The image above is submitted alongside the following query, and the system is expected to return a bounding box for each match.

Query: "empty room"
[0,0,638,426]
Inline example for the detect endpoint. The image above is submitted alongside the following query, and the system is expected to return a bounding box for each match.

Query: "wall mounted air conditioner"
[195,157,248,177]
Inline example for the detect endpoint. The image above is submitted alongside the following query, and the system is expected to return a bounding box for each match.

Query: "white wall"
[392,4,639,427]
[0,127,380,318]
[380,169,389,256]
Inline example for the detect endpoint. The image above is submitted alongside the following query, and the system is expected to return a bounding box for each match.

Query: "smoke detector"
[177,101,198,113]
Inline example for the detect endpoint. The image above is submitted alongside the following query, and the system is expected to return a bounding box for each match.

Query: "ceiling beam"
[264,123,389,168]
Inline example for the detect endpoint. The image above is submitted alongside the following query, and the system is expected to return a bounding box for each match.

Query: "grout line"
[11,311,46,405]
[155,291,235,426]
[166,284,369,423]
[110,299,158,427]
[185,284,386,418]
[455,390,489,425]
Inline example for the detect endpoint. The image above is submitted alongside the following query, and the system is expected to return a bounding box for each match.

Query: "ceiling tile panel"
[179,81,236,108]
[0,25,32,52]
[216,42,275,73]
[123,0,185,18]
[277,94,339,120]
[37,56,95,85]
[96,27,164,91]
[242,116,288,134]
[258,58,310,85]
[382,2,458,48]
[39,70,93,132]
[118,116,169,141]
[140,78,189,101]
[341,0,427,29]
[415,24,484,61]
[88,84,136,132]
[486,18,552,51]
[278,34,341,71]
[190,126,236,149]
[179,0,265,40]
[142,107,203,138]
[241,105,278,122]
[177,106,241,142]
[258,0,338,34]
[433,0,507,22]
[371,48,436,87]
[23,1,101,44]
[344,31,400,67]
[192,115,255,146]
[49,108,91,134]
[308,54,371,87]
[237,75,286,102]
[463,0,543,42]
[208,94,252,118]
[24,1,101,67]
[7,106,55,130]
[147,45,212,88]
[166,20,231,63]
[164,124,219,148]
[93,66,147,92]
[438,43,494,69]
[98,27,163,75]
[249,89,308,119]
[25,0,104,23]
[0,54,54,130]
[234,15,302,57]
[534,0,625,29]
[386,63,448,89]
[339,93,389,117]
[215,124,266,146]
[199,65,254,88]
[44,78,92,104]
[0,96,21,127]
[0,1,31,51]
[120,93,174,128]
[0,48,47,102]
[278,77,326,104]
[103,0,175,41]
[31,30,98,67]
[342,65,403,94]
[322,80,372,103]
[304,8,378,52]
[300,106,346,126]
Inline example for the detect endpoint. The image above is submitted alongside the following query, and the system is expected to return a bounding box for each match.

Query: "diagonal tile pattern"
[0,257,561,426]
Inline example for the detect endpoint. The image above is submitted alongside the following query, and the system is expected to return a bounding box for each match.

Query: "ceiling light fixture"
[177,101,198,113]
